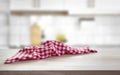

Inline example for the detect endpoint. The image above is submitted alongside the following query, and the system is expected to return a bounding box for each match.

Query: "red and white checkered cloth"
[4,40,97,64]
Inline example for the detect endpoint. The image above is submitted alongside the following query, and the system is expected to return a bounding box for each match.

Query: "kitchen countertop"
[0,46,120,70]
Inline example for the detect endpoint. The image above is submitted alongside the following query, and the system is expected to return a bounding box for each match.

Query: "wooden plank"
[11,10,68,15]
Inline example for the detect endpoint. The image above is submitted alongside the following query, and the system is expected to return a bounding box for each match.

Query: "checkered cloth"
[4,40,97,64]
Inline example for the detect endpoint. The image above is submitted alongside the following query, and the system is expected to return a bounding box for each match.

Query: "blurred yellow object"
[31,23,41,45]
[56,33,67,42]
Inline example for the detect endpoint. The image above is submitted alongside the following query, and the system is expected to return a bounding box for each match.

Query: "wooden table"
[0,47,120,70]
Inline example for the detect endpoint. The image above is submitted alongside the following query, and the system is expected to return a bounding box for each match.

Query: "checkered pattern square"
[4,40,97,64]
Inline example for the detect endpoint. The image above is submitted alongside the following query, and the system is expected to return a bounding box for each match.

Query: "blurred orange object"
[31,23,41,45]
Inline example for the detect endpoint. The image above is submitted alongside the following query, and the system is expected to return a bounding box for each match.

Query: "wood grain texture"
[0,47,120,70]
[0,71,120,75]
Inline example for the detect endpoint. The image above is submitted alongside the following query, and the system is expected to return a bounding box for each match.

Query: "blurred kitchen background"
[0,0,120,49]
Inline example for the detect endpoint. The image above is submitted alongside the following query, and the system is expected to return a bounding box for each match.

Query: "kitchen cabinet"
[66,0,95,15]
[10,0,66,10]
[0,0,9,12]
[10,0,67,15]
[67,0,120,15]
[66,0,88,11]
[10,0,33,10]
[95,0,120,11]
[40,0,65,10]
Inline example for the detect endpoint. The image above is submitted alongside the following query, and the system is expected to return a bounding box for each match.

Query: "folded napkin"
[4,40,97,64]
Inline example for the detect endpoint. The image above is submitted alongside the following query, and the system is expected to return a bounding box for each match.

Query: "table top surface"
[0,46,120,70]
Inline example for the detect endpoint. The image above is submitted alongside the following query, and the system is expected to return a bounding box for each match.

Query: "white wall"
[8,15,120,46]
[71,15,120,45]
[31,15,120,45]
[0,14,7,46]
[0,0,9,47]
[1,0,120,47]
[95,16,120,45]
[9,15,30,47]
